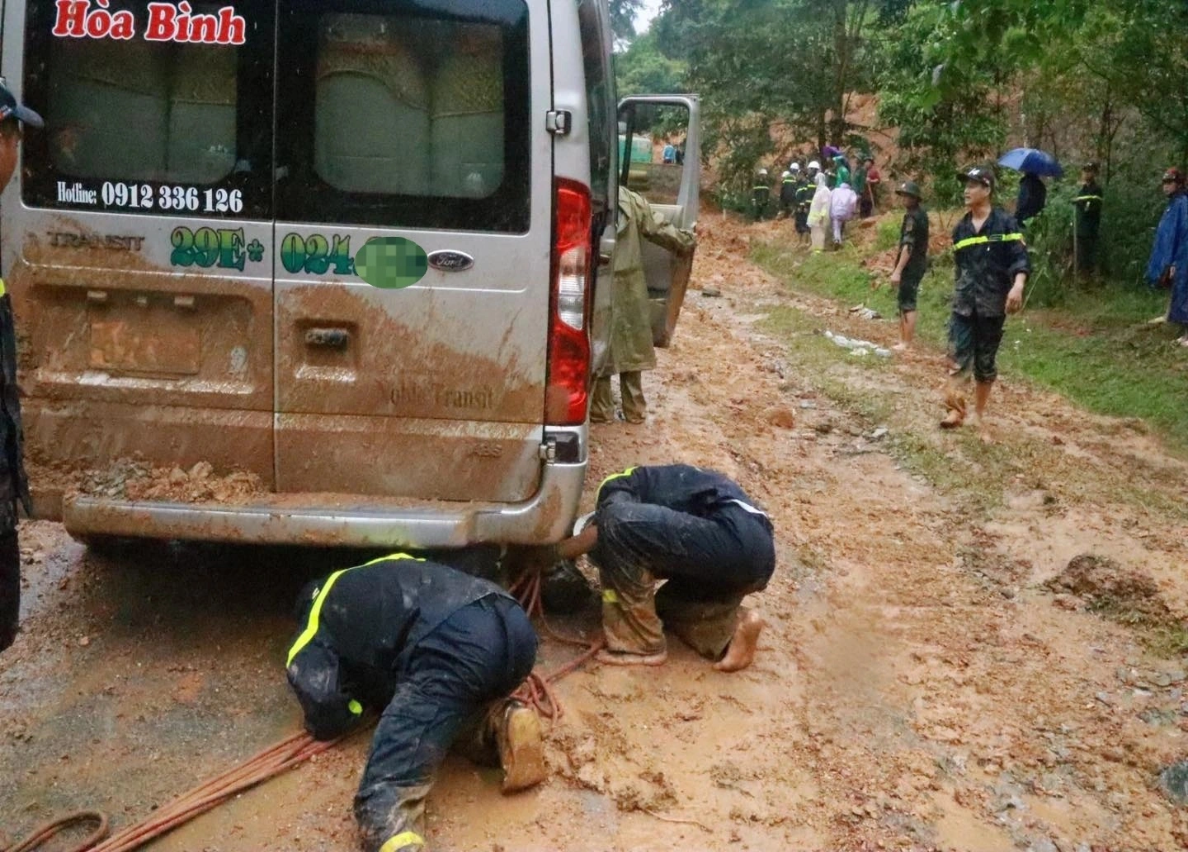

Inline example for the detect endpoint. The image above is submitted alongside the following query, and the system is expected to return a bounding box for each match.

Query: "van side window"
[20,0,274,219]
[576,0,613,212]
[276,0,530,234]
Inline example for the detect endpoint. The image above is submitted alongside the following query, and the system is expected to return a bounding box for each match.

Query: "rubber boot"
[357,781,433,852]
[497,699,546,793]
[600,580,666,661]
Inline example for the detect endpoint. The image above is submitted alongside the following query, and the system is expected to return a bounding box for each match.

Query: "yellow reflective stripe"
[348,699,363,715]
[1073,195,1102,202]
[597,466,637,500]
[0,278,6,297]
[287,568,348,667]
[952,233,1024,251]
[286,553,422,667]
[360,552,423,568]
[379,832,425,852]
[603,589,620,604]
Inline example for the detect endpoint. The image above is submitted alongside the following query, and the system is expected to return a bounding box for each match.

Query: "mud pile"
[75,457,265,504]
[1045,553,1174,622]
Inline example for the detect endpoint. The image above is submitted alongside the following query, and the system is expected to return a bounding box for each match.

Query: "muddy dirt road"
[3,216,1188,851]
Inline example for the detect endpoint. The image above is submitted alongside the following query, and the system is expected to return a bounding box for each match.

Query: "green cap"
[895,180,923,199]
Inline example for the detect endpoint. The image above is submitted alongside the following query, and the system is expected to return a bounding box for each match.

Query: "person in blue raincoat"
[1146,168,1188,347]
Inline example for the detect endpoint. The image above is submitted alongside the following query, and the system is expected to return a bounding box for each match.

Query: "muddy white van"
[0,0,699,548]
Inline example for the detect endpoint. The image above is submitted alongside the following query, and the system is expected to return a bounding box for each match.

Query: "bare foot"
[892,342,908,352]
[714,610,765,673]
[939,410,964,430]
[596,648,668,667]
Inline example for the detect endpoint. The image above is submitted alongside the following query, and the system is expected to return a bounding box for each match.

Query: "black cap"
[0,79,43,129]
[895,180,923,199]
[957,165,995,189]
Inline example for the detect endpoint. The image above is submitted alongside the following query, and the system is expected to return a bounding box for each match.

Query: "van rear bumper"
[61,461,587,548]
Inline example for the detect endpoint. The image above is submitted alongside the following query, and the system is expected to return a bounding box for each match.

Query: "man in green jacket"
[591,188,696,424]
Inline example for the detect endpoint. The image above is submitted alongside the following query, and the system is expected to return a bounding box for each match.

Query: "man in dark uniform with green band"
[942,166,1030,433]
[0,82,43,653]
[1073,162,1103,278]
[888,181,929,352]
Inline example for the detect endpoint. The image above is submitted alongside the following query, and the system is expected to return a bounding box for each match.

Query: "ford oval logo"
[427,250,475,273]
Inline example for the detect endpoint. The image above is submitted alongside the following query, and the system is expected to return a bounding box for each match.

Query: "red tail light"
[545,179,593,426]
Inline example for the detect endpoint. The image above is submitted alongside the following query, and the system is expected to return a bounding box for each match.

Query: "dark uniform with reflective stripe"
[752,176,771,220]
[0,280,31,653]
[592,464,775,660]
[286,555,537,852]
[779,176,798,218]
[897,206,929,314]
[794,178,813,234]
[1074,182,1103,275]
[950,208,1030,383]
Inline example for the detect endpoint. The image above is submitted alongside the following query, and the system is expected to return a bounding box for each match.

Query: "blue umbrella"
[998,147,1064,178]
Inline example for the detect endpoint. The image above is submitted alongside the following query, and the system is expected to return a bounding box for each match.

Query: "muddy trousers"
[945,310,1006,420]
[354,596,537,852]
[591,373,646,423]
[592,498,775,659]
[0,530,18,652]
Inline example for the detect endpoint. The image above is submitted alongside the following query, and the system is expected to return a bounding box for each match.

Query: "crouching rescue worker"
[286,555,545,852]
[0,83,44,653]
[555,464,774,672]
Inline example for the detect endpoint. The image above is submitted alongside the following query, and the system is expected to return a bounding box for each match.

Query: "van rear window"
[21,0,274,219]
[275,0,530,233]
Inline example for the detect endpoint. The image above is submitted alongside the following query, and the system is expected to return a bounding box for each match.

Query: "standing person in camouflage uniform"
[0,83,43,653]
[942,166,1030,434]
[590,188,695,425]
[551,464,774,672]
[887,181,929,352]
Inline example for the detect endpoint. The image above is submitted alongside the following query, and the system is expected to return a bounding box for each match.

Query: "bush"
[1019,181,1077,307]
[875,215,901,250]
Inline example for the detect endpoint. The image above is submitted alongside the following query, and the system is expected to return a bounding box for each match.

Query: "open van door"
[617,95,700,347]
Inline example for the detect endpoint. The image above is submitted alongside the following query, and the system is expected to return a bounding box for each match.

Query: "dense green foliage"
[615,0,1188,288]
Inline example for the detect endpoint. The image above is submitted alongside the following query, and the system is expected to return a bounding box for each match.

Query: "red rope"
[510,568,605,722]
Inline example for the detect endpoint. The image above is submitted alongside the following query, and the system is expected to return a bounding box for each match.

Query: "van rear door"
[272,0,550,503]
[7,0,276,508]
[617,95,700,347]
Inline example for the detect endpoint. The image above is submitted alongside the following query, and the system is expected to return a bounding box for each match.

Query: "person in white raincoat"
[829,181,859,247]
[808,173,832,253]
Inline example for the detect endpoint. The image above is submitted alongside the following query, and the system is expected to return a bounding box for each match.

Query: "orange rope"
[3,730,349,852]
[3,811,108,852]
[511,567,605,722]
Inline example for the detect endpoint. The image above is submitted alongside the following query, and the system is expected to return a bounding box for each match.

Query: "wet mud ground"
[3,216,1188,850]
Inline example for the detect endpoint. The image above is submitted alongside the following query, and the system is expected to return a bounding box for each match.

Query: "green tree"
[615,31,686,95]
[610,0,646,41]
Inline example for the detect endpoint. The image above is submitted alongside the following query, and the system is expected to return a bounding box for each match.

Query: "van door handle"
[305,327,350,349]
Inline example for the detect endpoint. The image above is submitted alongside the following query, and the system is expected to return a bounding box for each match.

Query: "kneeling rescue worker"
[286,555,545,852]
[554,464,774,671]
